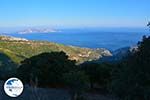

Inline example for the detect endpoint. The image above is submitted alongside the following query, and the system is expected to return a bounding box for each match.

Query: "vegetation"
[0,36,102,64]
[0,48,25,64]
[80,62,112,90]
[17,51,89,100]
[0,36,112,100]
[63,71,89,100]
[0,28,150,100]
[110,24,150,100]
[0,36,106,82]
[0,52,17,80]
[111,36,150,100]
[17,51,77,86]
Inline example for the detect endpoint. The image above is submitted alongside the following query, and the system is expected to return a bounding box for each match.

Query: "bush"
[81,62,112,90]
[111,36,150,100]
[63,71,89,100]
[17,51,77,87]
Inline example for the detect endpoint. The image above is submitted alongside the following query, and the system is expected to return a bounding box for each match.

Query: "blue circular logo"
[4,78,24,97]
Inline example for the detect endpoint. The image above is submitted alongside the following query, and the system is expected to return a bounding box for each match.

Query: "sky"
[0,0,149,29]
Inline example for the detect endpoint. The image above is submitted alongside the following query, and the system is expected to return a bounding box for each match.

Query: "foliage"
[63,71,89,100]
[17,51,77,86]
[111,36,150,100]
[81,62,112,89]
[0,39,101,64]
[0,48,24,64]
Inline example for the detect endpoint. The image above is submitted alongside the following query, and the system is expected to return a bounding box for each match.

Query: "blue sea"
[6,29,150,51]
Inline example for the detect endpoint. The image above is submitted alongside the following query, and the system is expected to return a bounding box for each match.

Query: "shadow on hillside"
[0,53,17,80]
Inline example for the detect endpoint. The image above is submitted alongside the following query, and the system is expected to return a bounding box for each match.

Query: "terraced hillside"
[0,35,112,64]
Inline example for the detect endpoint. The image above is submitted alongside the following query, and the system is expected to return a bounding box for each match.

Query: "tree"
[111,35,150,100]
[17,51,77,87]
[63,71,89,100]
[81,62,112,90]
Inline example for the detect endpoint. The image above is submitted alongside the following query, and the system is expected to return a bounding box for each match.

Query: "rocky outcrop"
[99,46,136,63]
[95,48,112,57]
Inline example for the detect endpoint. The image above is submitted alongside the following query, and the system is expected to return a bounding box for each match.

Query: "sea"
[4,29,150,51]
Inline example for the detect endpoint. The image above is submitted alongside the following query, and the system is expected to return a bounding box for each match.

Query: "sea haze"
[5,29,150,51]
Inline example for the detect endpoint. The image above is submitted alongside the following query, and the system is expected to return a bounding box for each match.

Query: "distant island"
[17,28,60,34]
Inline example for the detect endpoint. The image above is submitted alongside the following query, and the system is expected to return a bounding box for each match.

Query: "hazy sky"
[0,0,149,28]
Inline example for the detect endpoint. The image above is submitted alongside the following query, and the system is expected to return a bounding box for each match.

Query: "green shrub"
[63,71,89,100]
[81,62,112,90]
[111,36,150,100]
[17,51,77,87]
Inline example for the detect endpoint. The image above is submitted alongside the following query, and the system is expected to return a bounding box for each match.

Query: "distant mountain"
[17,28,59,34]
[95,46,137,63]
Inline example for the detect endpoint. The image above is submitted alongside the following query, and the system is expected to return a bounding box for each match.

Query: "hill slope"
[0,35,112,64]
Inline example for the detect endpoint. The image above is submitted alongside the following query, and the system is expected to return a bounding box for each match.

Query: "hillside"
[0,35,112,64]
